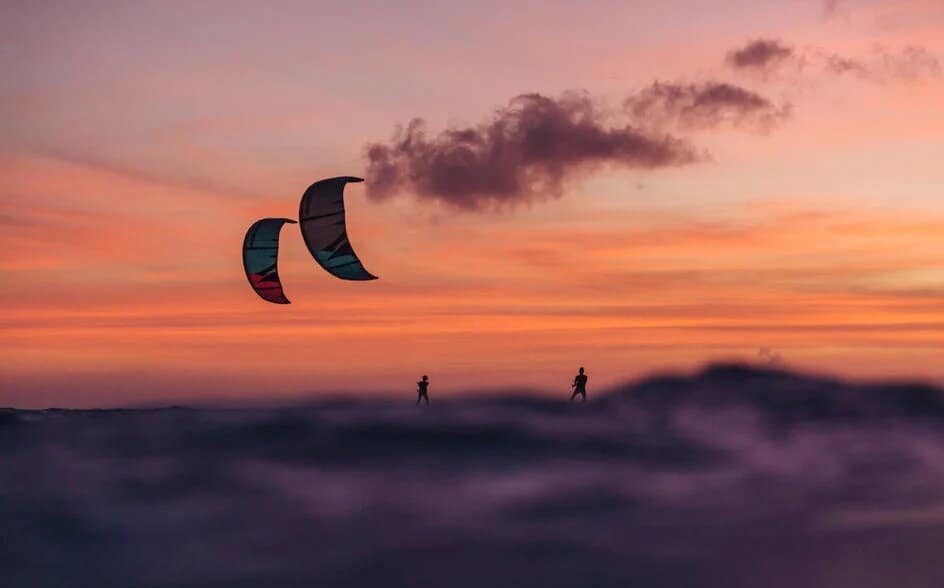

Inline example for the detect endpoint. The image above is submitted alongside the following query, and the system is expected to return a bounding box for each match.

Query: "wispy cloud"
[832,45,941,81]
[726,38,941,82]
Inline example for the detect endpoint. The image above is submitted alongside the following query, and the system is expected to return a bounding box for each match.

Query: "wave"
[2,364,943,587]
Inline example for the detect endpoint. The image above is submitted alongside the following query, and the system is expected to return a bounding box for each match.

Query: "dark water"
[3,364,944,587]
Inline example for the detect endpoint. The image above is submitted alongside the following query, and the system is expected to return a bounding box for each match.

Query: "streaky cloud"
[26,149,266,201]
[831,45,942,81]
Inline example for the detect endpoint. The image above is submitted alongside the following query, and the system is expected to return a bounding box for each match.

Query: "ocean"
[3,364,943,587]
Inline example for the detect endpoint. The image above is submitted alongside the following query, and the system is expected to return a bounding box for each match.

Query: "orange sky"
[2,0,942,406]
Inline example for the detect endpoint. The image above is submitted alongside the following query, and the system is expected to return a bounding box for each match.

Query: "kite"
[299,176,377,281]
[242,218,296,304]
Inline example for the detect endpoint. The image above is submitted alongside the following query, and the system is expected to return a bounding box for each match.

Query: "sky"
[1,0,942,407]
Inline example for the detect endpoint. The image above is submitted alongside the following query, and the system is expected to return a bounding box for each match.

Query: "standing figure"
[570,367,588,402]
[417,375,430,405]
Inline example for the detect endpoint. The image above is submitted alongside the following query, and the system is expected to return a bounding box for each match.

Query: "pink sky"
[1,0,942,407]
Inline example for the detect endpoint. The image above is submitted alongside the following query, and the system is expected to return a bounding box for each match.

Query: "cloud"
[33,149,265,201]
[821,53,869,76]
[0,212,36,227]
[624,81,791,131]
[364,92,700,210]
[726,38,941,82]
[725,39,795,71]
[847,45,941,81]
[823,0,842,18]
[757,347,784,366]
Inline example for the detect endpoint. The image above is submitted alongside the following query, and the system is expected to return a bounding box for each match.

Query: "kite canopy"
[242,218,297,304]
[298,176,377,281]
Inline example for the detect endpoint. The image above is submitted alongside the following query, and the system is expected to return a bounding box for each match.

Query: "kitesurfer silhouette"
[570,367,588,402]
[416,375,430,405]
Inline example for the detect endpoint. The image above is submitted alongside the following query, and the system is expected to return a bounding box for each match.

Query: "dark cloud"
[725,39,795,70]
[624,81,791,131]
[364,93,700,210]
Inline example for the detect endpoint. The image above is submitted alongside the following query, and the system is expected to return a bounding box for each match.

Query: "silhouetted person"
[416,375,430,405]
[570,367,588,402]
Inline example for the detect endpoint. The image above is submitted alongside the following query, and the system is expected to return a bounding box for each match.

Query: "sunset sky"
[2,0,942,407]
